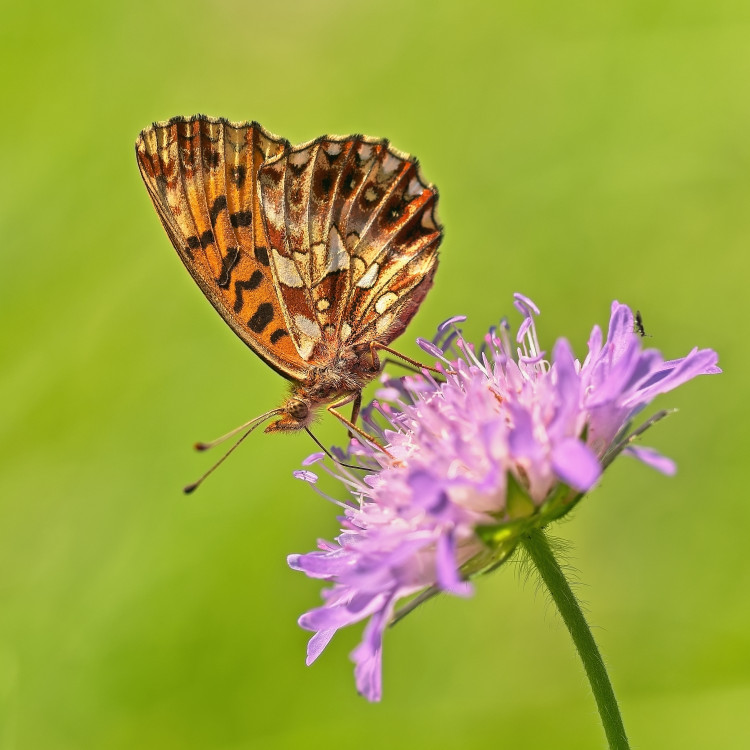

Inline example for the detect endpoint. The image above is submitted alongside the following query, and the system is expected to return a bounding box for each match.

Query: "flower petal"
[302,452,326,466]
[631,347,720,403]
[437,315,467,333]
[306,628,337,665]
[436,531,473,597]
[293,470,319,484]
[416,338,444,358]
[351,599,396,701]
[551,438,601,492]
[623,445,677,475]
[513,292,540,315]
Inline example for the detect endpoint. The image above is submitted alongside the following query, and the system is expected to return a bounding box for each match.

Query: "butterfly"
[135,115,442,486]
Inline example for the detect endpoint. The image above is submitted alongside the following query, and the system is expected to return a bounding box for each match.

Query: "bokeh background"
[1,0,748,747]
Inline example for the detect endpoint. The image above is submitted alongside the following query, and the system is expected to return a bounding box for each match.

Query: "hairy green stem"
[520,528,629,750]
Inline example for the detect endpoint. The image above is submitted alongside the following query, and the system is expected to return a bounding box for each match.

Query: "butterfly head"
[264,395,313,433]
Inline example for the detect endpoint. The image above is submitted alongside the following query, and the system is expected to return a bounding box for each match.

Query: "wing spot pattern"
[203,148,220,170]
[233,271,264,313]
[217,247,241,288]
[209,195,227,225]
[375,292,398,314]
[231,164,246,187]
[248,303,274,333]
[294,314,322,340]
[363,186,379,204]
[185,235,201,257]
[273,249,305,288]
[270,328,288,344]
[356,263,380,289]
[343,173,357,195]
[254,245,270,266]
[230,211,253,227]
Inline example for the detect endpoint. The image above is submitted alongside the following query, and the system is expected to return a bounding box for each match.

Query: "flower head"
[288,294,720,701]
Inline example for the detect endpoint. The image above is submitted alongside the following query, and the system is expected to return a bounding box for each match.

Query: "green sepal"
[538,482,583,523]
[473,469,586,577]
[506,470,536,519]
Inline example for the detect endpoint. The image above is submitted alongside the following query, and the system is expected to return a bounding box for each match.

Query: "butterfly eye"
[287,398,310,421]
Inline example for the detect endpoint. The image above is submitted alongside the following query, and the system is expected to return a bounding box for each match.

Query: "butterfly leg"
[327,400,394,459]
[370,342,447,376]
[380,357,423,374]
[348,392,363,439]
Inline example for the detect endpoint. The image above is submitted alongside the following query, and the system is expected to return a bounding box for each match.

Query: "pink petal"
[623,445,677,475]
[306,628,337,665]
[551,438,602,492]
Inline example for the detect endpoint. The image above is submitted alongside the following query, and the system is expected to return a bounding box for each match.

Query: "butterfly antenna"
[194,413,278,451]
[184,409,283,494]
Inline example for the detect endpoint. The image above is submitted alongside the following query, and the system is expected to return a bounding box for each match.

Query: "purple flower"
[288,295,720,701]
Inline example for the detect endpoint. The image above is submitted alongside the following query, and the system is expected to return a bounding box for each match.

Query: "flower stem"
[520,528,629,750]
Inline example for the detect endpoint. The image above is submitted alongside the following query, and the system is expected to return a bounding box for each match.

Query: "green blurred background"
[1,0,747,747]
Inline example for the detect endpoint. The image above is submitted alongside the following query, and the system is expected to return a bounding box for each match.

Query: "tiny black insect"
[634,310,649,338]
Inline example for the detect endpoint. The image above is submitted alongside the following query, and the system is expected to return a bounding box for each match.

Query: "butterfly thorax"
[266,342,380,432]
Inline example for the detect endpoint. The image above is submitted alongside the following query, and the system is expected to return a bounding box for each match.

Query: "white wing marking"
[294,314,322,340]
[273,249,304,288]
[325,226,350,275]
[356,262,380,289]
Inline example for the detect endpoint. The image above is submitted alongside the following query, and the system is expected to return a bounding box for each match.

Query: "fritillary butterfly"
[136,115,442,476]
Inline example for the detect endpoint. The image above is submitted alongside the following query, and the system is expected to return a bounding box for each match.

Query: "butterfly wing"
[258,135,441,360]
[135,115,309,381]
[336,139,441,347]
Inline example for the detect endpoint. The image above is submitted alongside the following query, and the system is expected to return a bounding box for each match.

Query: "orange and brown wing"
[135,115,309,381]
[334,139,441,347]
[258,135,442,359]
